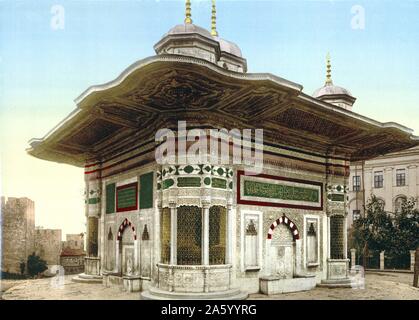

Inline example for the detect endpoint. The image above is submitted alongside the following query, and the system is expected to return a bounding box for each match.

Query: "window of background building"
[374,171,383,188]
[396,169,406,187]
[353,176,361,191]
[353,210,361,221]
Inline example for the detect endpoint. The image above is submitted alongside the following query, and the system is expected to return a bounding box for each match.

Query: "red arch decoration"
[267,215,300,240]
[117,218,137,241]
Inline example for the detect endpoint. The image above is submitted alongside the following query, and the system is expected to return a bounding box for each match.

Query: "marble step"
[141,287,248,300]
[72,273,103,284]
[317,278,353,288]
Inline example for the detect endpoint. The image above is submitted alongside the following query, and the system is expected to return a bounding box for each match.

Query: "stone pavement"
[1,272,418,300]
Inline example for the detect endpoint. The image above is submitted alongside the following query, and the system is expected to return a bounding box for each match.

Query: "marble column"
[115,240,120,273]
[87,216,99,257]
[134,239,139,275]
[343,216,348,259]
[155,204,162,266]
[326,215,331,259]
[84,164,102,277]
[226,203,233,264]
[202,201,210,265]
[169,202,177,265]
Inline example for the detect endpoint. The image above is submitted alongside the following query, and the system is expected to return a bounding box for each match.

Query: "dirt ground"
[1,271,418,300]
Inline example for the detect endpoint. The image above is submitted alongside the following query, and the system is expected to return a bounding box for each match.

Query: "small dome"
[165,23,213,39]
[216,37,243,58]
[313,84,353,98]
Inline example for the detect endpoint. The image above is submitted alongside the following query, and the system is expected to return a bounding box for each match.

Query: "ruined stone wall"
[1,197,35,274]
[35,229,62,266]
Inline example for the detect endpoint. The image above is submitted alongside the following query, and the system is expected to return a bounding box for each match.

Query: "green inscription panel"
[140,172,153,209]
[328,193,345,202]
[212,178,227,189]
[243,180,319,203]
[117,184,137,210]
[177,177,201,188]
[106,183,116,214]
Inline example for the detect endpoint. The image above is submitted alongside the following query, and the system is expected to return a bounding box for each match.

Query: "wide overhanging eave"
[27,55,419,166]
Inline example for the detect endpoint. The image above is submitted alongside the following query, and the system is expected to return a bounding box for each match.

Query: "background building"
[348,146,419,227]
[60,233,86,275]
[62,233,85,251]
[1,197,35,274]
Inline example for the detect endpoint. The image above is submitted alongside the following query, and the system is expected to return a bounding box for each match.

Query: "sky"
[1,0,419,238]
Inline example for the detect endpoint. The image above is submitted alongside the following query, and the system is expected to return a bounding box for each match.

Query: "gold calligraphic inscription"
[243,180,319,203]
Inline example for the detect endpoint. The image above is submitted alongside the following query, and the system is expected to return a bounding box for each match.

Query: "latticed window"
[177,206,202,265]
[160,208,171,264]
[330,215,344,259]
[209,206,227,265]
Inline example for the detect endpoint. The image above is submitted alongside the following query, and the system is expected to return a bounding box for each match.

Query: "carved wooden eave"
[27,54,419,167]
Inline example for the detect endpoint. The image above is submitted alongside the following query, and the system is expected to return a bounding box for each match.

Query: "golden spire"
[325,53,333,85]
[211,0,218,36]
[185,0,192,24]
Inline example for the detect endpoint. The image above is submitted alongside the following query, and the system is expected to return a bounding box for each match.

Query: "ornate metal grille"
[209,206,227,265]
[177,206,202,265]
[160,208,171,264]
[330,215,344,259]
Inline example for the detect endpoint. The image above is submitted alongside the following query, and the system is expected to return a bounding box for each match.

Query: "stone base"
[320,258,352,288]
[259,275,317,295]
[141,287,248,300]
[102,272,149,293]
[85,256,101,276]
[72,273,103,284]
[326,259,350,280]
[317,278,353,288]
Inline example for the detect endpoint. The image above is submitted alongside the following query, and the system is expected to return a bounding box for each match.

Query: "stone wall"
[35,228,62,266]
[1,197,35,274]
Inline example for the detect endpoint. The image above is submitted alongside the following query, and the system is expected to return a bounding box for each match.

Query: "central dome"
[166,23,213,39]
[154,22,247,73]
[154,1,247,73]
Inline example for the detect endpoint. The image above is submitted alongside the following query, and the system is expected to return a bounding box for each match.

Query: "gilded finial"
[325,53,333,85]
[211,0,218,36]
[185,0,192,24]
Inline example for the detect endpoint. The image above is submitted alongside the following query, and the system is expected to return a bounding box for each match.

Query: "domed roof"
[216,37,243,58]
[313,83,353,98]
[165,23,213,39]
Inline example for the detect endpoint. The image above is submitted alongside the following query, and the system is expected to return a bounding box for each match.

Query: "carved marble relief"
[306,220,319,265]
[269,224,294,278]
[243,215,260,270]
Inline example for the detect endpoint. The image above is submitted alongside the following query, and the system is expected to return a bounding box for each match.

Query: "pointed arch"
[117,218,137,241]
[267,214,300,240]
